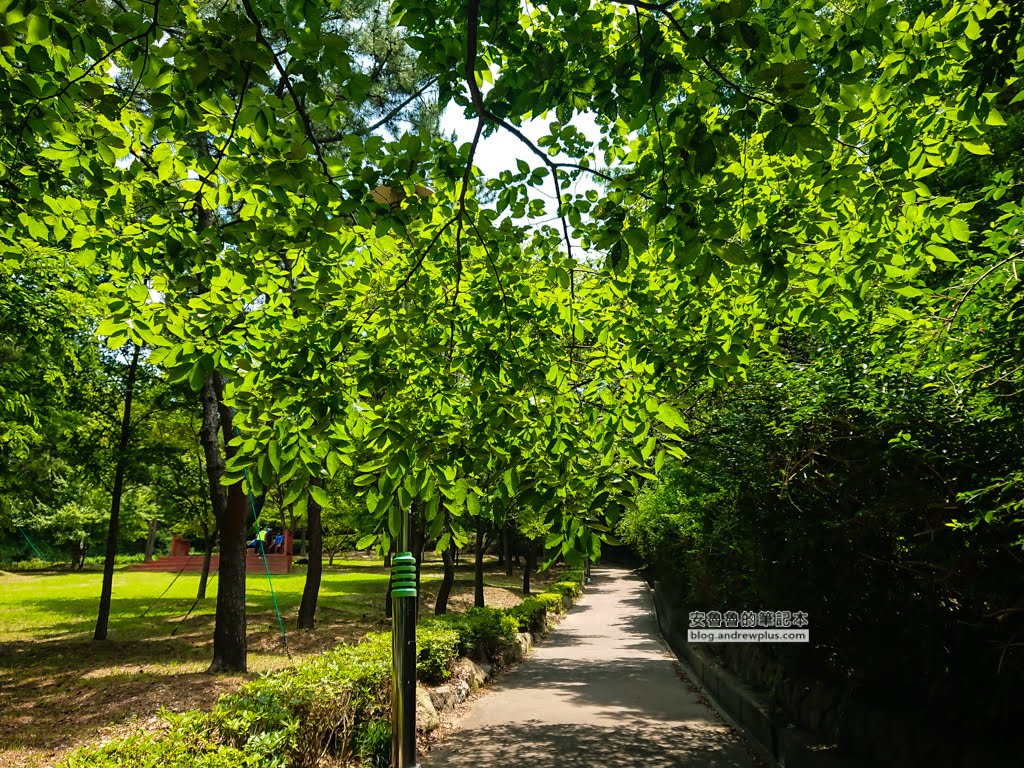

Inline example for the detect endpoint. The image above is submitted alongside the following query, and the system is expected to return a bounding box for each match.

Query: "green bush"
[353,719,391,768]
[416,623,461,683]
[4,557,53,571]
[61,711,286,767]
[535,592,564,615]
[1,553,159,571]
[551,581,582,600]
[60,635,394,768]
[507,597,547,633]
[83,553,155,565]
[435,607,518,660]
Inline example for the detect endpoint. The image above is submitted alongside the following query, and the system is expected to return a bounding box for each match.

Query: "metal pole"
[391,506,418,768]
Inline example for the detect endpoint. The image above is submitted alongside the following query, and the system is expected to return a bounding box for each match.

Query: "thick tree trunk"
[297,479,323,630]
[202,372,248,673]
[94,344,140,641]
[143,517,158,563]
[474,523,485,608]
[434,539,456,615]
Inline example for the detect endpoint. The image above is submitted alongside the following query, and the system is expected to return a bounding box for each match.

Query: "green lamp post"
[391,507,418,767]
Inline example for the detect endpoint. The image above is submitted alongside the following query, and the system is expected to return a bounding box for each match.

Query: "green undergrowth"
[60,570,584,767]
[0,553,156,571]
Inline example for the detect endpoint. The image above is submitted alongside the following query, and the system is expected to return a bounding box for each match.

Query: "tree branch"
[240,0,332,179]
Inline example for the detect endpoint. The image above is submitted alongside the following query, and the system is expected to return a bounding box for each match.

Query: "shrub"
[353,719,391,768]
[6,557,53,571]
[551,581,582,600]
[507,597,547,633]
[416,623,461,683]
[536,592,564,615]
[61,712,285,767]
[435,607,518,661]
[60,635,394,768]
[83,553,154,566]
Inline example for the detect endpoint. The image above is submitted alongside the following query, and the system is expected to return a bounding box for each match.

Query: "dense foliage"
[2,0,1023,758]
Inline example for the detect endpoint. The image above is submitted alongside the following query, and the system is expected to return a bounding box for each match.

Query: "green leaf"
[187,360,206,392]
[948,219,970,242]
[656,403,686,431]
[309,484,329,508]
[326,451,342,477]
[961,140,991,156]
[926,243,958,262]
[794,126,831,152]
[26,15,50,43]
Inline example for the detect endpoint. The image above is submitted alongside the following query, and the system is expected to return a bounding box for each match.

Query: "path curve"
[423,566,758,768]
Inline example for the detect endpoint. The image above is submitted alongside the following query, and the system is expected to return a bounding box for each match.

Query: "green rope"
[139,563,190,618]
[171,567,219,636]
[235,427,290,659]
[17,526,44,560]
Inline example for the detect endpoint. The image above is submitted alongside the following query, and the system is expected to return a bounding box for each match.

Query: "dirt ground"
[0,558,562,768]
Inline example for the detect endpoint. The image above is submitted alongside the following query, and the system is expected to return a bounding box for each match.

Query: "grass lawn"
[0,555,561,767]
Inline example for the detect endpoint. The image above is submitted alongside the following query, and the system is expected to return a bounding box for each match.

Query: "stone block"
[416,685,440,732]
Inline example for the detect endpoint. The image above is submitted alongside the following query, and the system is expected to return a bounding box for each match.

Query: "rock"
[517,632,533,656]
[454,658,490,691]
[453,678,470,705]
[429,684,456,712]
[501,638,523,664]
[416,685,440,732]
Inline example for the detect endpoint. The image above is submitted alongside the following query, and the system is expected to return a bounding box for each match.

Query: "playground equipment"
[130,532,294,575]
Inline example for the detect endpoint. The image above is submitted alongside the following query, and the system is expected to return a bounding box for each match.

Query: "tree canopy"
[2,0,1023,680]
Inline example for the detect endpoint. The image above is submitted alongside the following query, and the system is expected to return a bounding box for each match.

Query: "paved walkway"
[423,567,757,768]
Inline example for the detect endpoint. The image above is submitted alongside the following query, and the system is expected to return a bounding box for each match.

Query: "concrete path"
[422,567,758,768]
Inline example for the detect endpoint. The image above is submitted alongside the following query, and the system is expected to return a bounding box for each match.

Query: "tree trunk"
[524,540,535,595]
[502,524,513,576]
[202,372,248,673]
[297,478,323,630]
[474,522,485,608]
[94,344,140,641]
[71,539,86,570]
[196,455,213,600]
[143,517,158,563]
[434,538,456,615]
